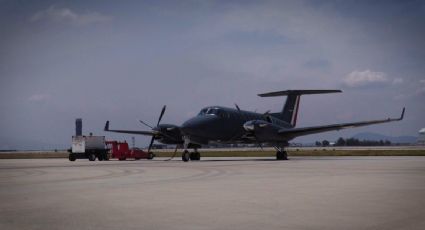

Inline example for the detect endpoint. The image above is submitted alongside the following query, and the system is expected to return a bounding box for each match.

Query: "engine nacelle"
[154,124,183,144]
[243,120,283,142]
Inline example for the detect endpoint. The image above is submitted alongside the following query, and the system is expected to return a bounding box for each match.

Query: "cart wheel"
[69,154,76,161]
[88,154,96,161]
[148,152,155,160]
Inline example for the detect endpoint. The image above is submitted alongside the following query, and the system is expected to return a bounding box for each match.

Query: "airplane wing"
[104,121,156,136]
[278,108,405,139]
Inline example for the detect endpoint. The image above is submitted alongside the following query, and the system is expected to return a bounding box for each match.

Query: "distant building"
[418,128,425,145]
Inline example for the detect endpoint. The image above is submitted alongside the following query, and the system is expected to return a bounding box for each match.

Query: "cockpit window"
[198,108,208,116]
[198,107,228,118]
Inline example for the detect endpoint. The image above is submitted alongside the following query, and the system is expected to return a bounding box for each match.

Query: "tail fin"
[258,90,342,127]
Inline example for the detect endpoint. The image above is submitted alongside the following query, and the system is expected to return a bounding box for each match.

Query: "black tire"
[182,151,190,162]
[98,155,104,161]
[69,154,76,161]
[190,152,200,161]
[88,153,96,161]
[276,151,288,160]
[148,152,155,160]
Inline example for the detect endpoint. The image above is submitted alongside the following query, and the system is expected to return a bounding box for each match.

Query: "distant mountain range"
[351,132,418,144]
[0,137,67,151]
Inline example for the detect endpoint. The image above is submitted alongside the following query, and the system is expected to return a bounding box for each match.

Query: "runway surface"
[1,157,425,230]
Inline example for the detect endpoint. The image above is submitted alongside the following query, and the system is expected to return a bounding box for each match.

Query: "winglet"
[104,121,109,131]
[399,107,405,120]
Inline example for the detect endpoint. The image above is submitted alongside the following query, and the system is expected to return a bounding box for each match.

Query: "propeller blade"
[157,105,166,126]
[147,136,155,153]
[234,103,241,111]
[139,120,153,129]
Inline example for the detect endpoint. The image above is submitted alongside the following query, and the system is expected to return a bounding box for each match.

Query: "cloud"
[392,78,403,85]
[28,93,51,102]
[417,79,425,95]
[30,6,111,25]
[343,70,389,88]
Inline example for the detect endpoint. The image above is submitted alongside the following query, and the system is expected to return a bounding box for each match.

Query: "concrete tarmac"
[1,157,425,230]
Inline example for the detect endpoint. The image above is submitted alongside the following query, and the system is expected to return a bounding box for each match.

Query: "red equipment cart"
[106,141,154,160]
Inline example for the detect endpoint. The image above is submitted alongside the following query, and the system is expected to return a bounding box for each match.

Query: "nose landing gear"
[182,149,201,162]
[182,150,190,162]
[182,136,202,162]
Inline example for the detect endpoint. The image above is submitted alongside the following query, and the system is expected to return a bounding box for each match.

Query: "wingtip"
[400,107,405,120]
[104,121,109,131]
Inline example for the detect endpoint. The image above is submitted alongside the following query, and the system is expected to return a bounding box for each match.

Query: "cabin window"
[218,111,229,118]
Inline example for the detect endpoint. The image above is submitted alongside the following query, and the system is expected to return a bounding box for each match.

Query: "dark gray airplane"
[104,90,405,161]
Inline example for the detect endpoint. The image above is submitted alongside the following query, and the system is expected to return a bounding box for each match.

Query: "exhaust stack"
[76,118,82,136]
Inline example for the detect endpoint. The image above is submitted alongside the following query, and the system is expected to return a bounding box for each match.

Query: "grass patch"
[0,151,68,159]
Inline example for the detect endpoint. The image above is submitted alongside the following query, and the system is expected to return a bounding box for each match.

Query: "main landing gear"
[275,146,288,160]
[276,150,288,160]
[182,149,201,162]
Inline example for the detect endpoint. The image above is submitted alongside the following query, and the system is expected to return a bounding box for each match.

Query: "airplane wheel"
[182,151,190,162]
[98,155,104,161]
[276,151,288,160]
[189,152,197,161]
[194,152,201,161]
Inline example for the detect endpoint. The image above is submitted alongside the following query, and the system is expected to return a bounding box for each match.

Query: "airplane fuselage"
[179,106,291,145]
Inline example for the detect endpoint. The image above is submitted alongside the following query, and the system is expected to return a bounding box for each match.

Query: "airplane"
[104,89,405,161]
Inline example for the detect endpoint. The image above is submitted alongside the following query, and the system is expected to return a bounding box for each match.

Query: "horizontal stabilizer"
[258,89,342,97]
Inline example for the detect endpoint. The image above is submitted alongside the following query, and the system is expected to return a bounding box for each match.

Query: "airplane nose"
[181,118,202,136]
[181,116,215,136]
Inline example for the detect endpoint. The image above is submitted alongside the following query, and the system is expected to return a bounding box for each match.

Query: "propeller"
[235,103,241,111]
[147,105,167,153]
[139,120,153,129]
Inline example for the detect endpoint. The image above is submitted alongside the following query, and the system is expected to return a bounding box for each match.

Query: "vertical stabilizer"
[258,90,342,127]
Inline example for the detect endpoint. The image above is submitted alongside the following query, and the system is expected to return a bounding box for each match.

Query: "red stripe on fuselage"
[291,96,300,127]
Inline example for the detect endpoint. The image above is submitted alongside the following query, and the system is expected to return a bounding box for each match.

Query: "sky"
[1,0,424,150]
